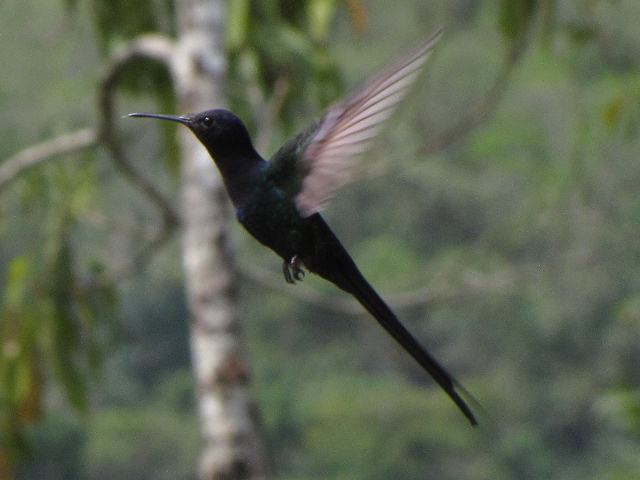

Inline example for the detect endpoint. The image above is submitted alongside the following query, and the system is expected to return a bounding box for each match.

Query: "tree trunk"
[173,1,269,478]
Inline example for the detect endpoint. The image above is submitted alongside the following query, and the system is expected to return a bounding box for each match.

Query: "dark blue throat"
[206,147,267,208]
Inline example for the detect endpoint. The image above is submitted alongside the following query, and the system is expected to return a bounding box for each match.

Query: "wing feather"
[295,28,443,216]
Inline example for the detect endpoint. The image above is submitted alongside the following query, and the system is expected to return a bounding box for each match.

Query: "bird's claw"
[283,255,305,284]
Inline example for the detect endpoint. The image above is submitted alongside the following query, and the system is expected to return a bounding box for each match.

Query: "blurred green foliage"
[498,0,537,41]
[1,0,640,479]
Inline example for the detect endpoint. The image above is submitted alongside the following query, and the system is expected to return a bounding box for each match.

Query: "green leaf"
[566,24,597,45]
[92,0,163,52]
[43,217,88,413]
[275,24,316,61]
[61,0,80,12]
[307,0,337,42]
[3,256,30,309]
[227,0,251,51]
[14,351,42,423]
[499,0,538,41]
[603,96,625,129]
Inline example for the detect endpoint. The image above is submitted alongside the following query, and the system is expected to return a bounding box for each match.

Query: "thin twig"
[239,262,361,314]
[363,22,536,182]
[79,34,181,291]
[98,33,180,228]
[0,128,98,194]
[238,262,516,316]
[419,25,533,157]
[76,220,177,294]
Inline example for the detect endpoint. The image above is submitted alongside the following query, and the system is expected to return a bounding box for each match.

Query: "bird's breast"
[235,185,307,260]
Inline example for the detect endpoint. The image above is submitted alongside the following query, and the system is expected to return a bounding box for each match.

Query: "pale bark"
[0,128,97,194]
[173,1,269,478]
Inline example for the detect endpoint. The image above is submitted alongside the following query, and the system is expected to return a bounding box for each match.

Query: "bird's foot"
[283,255,305,284]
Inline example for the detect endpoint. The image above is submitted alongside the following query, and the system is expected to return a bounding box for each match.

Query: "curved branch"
[0,128,97,194]
[419,25,533,156]
[76,219,177,295]
[239,262,361,315]
[361,25,536,183]
[98,34,180,228]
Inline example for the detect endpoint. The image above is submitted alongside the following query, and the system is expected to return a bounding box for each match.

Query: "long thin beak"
[127,112,192,125]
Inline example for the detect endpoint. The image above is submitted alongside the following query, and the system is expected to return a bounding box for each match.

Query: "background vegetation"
[2,0,640,479]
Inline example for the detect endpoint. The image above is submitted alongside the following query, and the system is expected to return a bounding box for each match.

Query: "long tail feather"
[307,214,478,425]
[339,262,478,426]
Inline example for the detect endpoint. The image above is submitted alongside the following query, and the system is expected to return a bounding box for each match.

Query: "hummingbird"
[129,28,478,426]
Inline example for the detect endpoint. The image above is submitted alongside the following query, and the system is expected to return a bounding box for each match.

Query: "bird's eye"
[202,116,213,127]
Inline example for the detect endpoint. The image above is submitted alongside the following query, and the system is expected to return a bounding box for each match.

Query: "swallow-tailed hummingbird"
[129,28,478,426]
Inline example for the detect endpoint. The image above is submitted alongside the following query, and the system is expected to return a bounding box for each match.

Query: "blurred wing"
[295,28,443,216]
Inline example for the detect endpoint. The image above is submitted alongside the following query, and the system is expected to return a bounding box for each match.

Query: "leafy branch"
[0,34,182,296]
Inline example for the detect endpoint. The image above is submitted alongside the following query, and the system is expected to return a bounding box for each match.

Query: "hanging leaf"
[77,260,118,374]
[3,257,30,310]
[344,0,367,34]
[91,0,163,52]
[273,24,316,62]
[602,92,640,139]
[14,349,42,423]
[308,0,337,42]
[61,0,80,11]
[603,96,625,129]
[227,0,251,51]
[0,254,44,467]
[499,0,538,41]
[43,215,88,413]
[226,0,351,135]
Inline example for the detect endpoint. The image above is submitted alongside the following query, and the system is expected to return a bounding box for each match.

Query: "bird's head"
[128,108,255,159]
